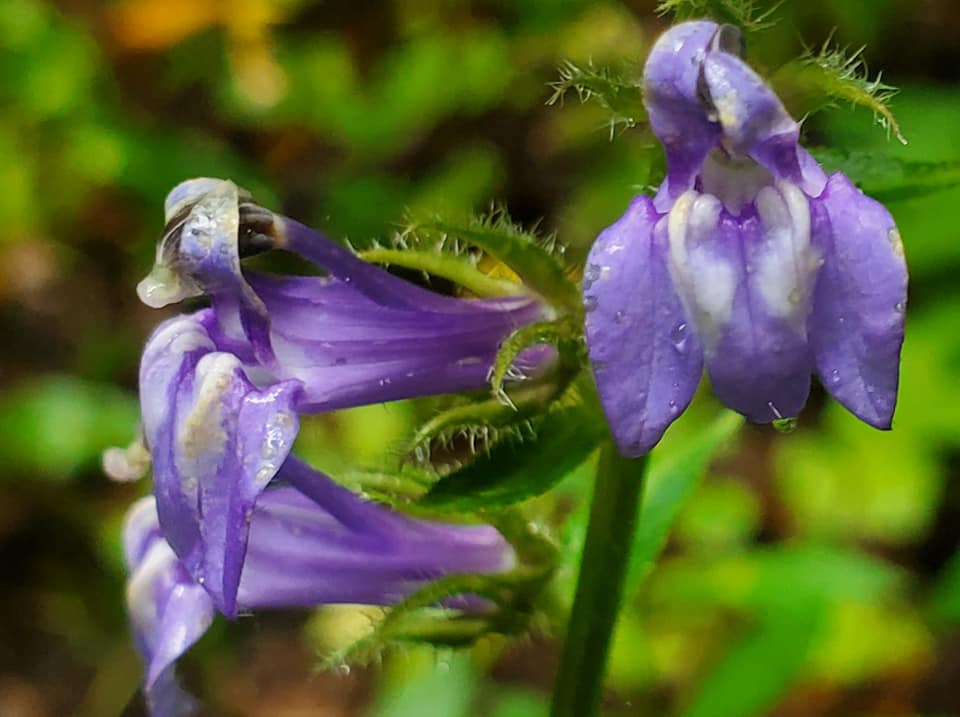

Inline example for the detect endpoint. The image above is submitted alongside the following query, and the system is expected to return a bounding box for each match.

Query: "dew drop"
[670,322,689,352]
[614,310,626,324]
[787,288,801,305]
[772,416,798,434]
[668,399,679,414]
[583,295,598,313]
[830,369,840,384]
[894,301,906,314]
[583,263,601,290]
[337,664,351,676]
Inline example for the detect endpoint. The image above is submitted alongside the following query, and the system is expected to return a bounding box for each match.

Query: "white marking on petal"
[753,182,820,333]
[667,191,736,354]
[175,353,240,499]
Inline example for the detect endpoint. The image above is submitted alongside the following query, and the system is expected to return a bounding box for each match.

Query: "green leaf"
[547,60,647,136]
[420,380,607,512]
[773,42,904,143]
[810,148,960,203]
[404,209,579,311]
[625,412,744,592]
[681,603,822,717]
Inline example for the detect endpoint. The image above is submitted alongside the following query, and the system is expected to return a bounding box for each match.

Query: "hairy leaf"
[490,316,582,398]
[656,0,781,30]
[404,208,579,311]
[548,60,647,136]
[812,148,960,202]
[774,41,904,143]
[420,379,607,511]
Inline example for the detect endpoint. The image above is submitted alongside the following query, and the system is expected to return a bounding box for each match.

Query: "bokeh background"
[3,0,960,715]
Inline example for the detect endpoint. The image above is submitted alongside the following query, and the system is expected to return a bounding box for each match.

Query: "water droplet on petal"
[668,399,679,415]
[830,369,840,384]
[894,301,906,314]
[614,310,625,324]
[583,263,602,290]
[788,288,801,305]
[670,322,689,352]
[583,295,598,313]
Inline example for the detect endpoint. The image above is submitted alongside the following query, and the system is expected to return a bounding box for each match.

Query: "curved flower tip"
[138,179,252,309]
[645,21,825,205]
[124,497,214,717]
[585,20,907,453]
[140,312,302,617]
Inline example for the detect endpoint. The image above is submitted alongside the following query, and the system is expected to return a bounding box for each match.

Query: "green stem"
[550,442,648,717]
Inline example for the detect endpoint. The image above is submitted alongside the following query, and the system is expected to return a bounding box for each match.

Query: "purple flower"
[583,21,908,456]
[117,178,548,714]
[134,179,547,617]
[140,178,547,412]
[124,469,513,717]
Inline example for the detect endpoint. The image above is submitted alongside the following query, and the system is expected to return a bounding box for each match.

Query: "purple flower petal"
[584,196,703,456]
[140,312,302,616]
[231,272,546,412]
[809,173,907,428]
[666,186,817,422]
[237,458,514,608]
[123,498,214,717]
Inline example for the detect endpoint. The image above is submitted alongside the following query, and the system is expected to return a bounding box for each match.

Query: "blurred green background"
[3,0,960,715]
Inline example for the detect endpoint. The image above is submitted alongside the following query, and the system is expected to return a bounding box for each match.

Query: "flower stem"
[550,442,648,717]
